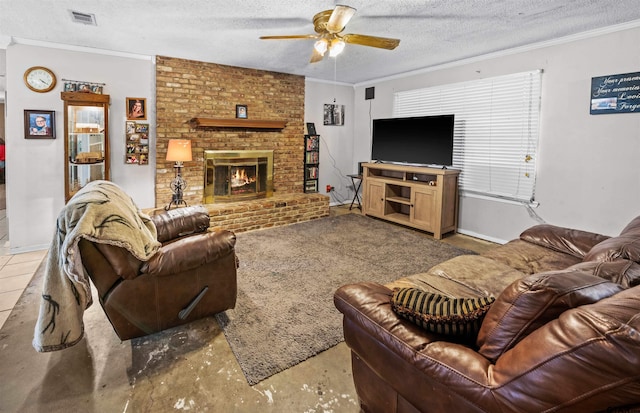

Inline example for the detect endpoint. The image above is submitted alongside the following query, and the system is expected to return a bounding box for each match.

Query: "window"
[393,70,542,203]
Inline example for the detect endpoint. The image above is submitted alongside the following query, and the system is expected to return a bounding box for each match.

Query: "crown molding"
[10,37,154,61]
[305,77,353,88]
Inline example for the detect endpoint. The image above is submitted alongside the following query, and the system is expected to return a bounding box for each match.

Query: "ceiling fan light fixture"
[314,38,328,55]
[329,39,346,57]
[260,6,400,64]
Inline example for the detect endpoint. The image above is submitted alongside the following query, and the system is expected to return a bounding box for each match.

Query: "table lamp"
[165,139,192,210]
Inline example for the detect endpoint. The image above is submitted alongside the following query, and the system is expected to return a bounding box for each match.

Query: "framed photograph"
[236,104,248,119]
[63,82,77,92]
[126,121,136,134]
[306,122,317,135]
[24,110,55,139]
[126,97,147,120]
[135,123,149,133]
[323,103,345,126]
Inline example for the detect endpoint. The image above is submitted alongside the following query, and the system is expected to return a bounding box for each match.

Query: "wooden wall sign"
[590,71,640,115]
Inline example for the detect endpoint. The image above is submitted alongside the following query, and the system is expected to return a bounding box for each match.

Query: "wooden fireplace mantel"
[189,118,287,130]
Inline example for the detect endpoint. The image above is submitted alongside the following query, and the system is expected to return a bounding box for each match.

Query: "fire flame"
[231,168,256,188]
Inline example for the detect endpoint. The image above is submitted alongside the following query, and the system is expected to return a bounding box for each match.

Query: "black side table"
[347,174,363,210]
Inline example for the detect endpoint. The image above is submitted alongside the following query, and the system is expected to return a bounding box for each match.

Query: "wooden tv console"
[361,163,460,239]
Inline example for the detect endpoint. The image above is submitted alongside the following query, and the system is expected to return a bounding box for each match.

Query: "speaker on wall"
[365,87,375,100]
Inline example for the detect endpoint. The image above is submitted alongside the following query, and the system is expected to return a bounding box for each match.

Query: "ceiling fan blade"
[326,5,356,33]
[342,33,400,50]
[310,48,325,63]
[259,34,317,40]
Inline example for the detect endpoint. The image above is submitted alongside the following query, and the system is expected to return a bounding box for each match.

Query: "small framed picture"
[126,121,136,134]
[306,122,317,135]
[236,104,248,119]
[126,97,147,120]
[323,103,345,126]
[135,123,149,133]
[24,110,56,139]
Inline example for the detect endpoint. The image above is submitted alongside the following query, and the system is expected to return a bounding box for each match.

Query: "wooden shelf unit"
[189,117,286,129]
[361,163,460,239]
[303,134,320,193]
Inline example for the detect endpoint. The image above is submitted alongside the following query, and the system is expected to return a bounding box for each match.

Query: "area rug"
[216,213,474,385]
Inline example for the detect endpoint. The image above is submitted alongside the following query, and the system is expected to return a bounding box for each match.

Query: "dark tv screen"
[371,115,455,167]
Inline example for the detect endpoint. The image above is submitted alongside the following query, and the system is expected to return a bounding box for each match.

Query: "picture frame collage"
[125,121,149,165]
[62,79,104,94]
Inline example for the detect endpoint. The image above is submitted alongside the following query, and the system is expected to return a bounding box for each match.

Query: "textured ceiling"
[2,0,640,84]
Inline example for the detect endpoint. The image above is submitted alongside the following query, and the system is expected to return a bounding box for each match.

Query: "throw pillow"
[391,288,495,338]
[476,270,624,362]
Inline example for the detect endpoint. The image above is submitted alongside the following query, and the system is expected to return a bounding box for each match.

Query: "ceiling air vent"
[69,10,97,25]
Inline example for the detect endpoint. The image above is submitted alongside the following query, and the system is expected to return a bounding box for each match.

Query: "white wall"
[304,79,355,206]
[5,43,155,253]
[353,26,640,242]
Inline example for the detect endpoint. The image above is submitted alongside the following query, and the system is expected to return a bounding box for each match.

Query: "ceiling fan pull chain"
[333,57,337,103]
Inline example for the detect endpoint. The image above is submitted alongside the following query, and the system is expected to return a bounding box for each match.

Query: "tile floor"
[0,209,48,329]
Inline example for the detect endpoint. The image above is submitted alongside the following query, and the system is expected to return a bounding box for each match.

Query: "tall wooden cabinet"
[362,163,460,239]
[61,92,110,201]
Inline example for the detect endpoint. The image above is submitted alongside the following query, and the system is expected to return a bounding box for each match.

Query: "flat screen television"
[371,114,455,167]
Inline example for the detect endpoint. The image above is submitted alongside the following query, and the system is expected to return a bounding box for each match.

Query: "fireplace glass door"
[204,150,273,203]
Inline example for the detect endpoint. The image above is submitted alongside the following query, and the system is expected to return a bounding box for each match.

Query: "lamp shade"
[314,38,328,55]
[166,139,192,162]
[329,39,346,57]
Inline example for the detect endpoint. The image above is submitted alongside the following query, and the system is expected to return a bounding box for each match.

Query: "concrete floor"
[0,205,496,413]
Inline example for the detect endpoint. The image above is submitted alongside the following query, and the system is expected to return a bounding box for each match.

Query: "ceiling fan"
[259,5,400,63]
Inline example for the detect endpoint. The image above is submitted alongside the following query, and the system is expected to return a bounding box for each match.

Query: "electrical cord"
[525,202,546,224]
[319,134,351,204]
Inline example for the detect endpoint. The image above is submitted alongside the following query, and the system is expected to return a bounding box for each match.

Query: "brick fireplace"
[155,56,329,232]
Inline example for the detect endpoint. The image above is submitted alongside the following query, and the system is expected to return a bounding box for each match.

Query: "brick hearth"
[205,193,329,233]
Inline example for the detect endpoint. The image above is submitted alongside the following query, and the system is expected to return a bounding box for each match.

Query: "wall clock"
[23,66,57,93]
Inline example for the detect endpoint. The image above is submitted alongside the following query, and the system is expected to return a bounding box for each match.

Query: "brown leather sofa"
[79,206,238,340]
[335,216,640,412]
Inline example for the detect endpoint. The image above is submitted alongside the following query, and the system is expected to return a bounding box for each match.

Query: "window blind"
[393,70,542,202]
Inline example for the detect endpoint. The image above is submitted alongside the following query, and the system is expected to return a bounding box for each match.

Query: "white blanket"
[33,181,161,352]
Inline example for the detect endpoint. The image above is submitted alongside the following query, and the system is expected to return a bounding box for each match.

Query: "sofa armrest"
[335,283,499,410]
[491,285,640,411]
[151,205,210,243]
[141,230,236,277]
[520,224,610,259]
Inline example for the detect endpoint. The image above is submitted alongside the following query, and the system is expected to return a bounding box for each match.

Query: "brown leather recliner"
[79,206,238,340]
